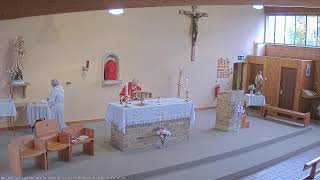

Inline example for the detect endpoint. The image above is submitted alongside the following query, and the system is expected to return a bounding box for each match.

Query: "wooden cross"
[179,6,208,62]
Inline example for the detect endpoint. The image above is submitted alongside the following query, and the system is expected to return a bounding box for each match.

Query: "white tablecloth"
[106,98,196,133]
[244,94,266,107]
[27,102,50,125]
[0,98,17,117]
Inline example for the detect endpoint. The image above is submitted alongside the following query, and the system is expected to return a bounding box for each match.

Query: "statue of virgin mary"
[255,71,263,95]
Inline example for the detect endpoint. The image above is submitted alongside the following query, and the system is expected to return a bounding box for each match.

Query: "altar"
[106,98,195,150]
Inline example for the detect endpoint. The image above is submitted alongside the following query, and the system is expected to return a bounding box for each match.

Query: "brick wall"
[111,118,190,151]
[216,90,244,131]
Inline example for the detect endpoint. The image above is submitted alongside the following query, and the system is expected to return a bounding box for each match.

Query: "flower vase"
[250,90,253,95]
[160,139,166,149]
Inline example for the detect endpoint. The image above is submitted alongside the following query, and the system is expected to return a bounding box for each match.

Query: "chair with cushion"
[34,119,71,167]
[63,124,94,159]
[8,135,47,176]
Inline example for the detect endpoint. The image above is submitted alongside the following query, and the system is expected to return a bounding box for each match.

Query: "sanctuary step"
[0,109,316,179]
[143,125,320,180]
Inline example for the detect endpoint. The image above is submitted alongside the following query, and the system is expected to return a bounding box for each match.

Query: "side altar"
[106,98,195,150]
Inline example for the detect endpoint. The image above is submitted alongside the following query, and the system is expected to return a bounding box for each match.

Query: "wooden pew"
[63,124,95,159]
[263,105,310,127]
[34,119,71,168]
[302,156,320,180]
[8,135,47,176]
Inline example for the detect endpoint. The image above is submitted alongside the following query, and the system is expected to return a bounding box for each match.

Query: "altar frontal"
[106,98,195,150]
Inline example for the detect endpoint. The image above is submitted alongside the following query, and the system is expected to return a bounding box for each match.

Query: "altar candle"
[178,65,182,82]
[185,78,189,91]
[125,82,129,97]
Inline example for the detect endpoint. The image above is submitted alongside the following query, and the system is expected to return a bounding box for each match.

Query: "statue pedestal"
[102,80,122,86]
[8,82,30,99]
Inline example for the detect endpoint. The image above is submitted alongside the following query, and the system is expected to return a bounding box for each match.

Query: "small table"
[244,94,266,115]
[27,102,50,129]
[0,98,17,135]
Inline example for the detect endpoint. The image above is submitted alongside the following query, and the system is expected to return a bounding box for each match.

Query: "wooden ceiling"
[1,0,320,20]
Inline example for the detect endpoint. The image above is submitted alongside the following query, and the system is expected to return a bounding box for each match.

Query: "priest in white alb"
[47,79,65,129]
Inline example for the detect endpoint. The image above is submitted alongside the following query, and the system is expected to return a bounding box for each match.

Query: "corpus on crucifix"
[179,6,208,61]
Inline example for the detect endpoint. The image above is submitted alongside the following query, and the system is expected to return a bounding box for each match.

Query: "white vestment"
[48,85,65,129]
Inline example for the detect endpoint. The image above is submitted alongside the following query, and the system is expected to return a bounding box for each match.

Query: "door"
[232,63,244,90]
[279,67,297,110]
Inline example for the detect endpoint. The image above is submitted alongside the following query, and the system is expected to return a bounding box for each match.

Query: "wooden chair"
[302,156,320,180]
[34,119,71,167]
[63,124,94,159]
[8,135,47,176]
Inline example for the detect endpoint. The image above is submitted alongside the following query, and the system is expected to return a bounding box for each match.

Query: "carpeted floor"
[0,109,307,179]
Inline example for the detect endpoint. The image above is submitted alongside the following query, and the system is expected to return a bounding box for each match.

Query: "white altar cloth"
[244,94,266,107]
[0,98,17,117]
[106,98,195,133]
[27,102,50,125]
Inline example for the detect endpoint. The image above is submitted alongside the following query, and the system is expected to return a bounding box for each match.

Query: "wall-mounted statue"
[7,36,26,83]
[104,57,117,80]
[102,53,122,85]
[255,71,263,95]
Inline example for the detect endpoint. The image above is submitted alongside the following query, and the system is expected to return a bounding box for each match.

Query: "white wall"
[0,6,265,126]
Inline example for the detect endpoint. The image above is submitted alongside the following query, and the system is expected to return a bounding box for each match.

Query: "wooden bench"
[263,105,310,127]
[8,135,47,176]
[302,156,320,180]
[63,124,95,159]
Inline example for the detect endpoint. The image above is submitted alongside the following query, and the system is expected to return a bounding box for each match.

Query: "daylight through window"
[265,15,320,47]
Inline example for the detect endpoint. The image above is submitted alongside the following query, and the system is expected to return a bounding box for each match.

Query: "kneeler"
[8,135,47,176]
[63,124,95,159]
[34,119,71,168]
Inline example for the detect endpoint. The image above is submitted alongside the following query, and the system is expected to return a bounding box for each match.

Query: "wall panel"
[265,44,320,61]
[246,55,313,111]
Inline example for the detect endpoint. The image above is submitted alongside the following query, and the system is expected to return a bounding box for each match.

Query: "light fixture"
[253,5,264,10]
[109,9,124,15]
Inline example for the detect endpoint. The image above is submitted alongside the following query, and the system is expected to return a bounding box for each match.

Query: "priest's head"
[51,79,60,88]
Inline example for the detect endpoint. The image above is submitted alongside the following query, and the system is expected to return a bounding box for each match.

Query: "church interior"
[1,1,320,179]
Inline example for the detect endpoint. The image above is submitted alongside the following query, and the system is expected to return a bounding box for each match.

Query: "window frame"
[265,14,320,48]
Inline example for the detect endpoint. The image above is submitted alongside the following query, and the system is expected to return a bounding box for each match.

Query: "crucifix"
[179,6,208,62]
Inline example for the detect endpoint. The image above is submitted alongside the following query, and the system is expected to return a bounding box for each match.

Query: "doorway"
[279,67,297,110]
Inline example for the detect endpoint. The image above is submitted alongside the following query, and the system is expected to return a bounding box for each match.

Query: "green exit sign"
[238,56,245,61]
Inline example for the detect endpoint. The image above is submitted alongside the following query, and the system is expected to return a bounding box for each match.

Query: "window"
[285,16,295,45]
[265,15,320,47]
[266,16,275,43]
[306,16,317,46]
[275,16,285,44]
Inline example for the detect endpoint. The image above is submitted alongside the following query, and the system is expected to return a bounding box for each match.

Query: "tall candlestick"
[177,65,183,98]
[125,82,129,97]
[185,78,189,92]
[178,65,182,82]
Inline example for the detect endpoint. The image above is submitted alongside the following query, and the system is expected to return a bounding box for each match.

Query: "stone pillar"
[215,90,244,131]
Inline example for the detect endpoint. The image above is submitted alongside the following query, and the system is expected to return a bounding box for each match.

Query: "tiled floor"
[242,146,320,180]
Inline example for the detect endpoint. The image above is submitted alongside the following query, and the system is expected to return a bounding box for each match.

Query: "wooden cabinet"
[245,56,314,112]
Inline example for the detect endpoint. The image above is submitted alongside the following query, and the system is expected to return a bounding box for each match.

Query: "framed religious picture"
[306,64,311,77]
[217,58,225,78]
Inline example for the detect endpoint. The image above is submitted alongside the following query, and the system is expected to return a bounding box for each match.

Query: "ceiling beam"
[1,0,320,20]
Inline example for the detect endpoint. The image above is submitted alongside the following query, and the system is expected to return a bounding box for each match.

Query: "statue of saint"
[104,58,117,80]
[14,36,26,69]
[255,71,263,95]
